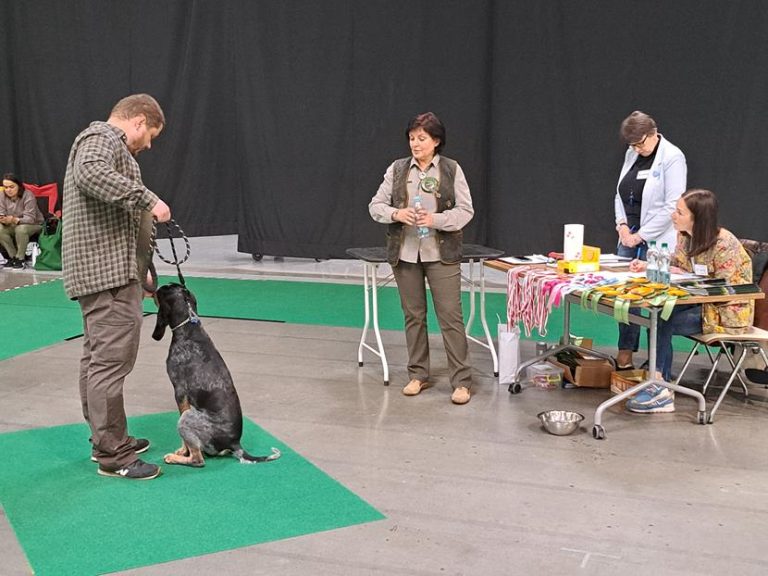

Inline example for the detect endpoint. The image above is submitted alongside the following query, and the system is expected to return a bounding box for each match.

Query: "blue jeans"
[616,241,647,352]
[655,304,702,381]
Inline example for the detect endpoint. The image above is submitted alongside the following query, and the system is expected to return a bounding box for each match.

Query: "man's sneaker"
[626,386,675,413]
[9,258,24,269]
[97,459,161,480]
[91,437,150,462]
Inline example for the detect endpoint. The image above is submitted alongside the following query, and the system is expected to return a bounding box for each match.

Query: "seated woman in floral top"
[625,188,754,413]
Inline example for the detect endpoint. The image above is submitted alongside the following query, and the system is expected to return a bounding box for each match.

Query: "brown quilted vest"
[386,156,463,266]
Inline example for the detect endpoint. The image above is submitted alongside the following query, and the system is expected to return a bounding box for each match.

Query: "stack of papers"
[599,254,631,268]
[599,253,632,262]
[499,254,550,265]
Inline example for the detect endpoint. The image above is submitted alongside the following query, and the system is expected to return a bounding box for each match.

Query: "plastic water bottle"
[646,240,659,283]
[658,242,671,287]
[413,195,429,239]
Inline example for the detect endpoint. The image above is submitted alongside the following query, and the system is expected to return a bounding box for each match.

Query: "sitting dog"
[152,283,280,467]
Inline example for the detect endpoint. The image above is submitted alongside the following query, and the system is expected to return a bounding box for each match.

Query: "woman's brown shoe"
[451,386,471,405]
[402,379,428,396]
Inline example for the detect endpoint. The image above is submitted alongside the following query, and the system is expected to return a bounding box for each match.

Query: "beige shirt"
[369,154,474,263]
[0,189,45,225]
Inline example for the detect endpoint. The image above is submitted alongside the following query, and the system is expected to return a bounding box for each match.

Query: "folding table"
[486,260,764,439]
[346,244,504,385]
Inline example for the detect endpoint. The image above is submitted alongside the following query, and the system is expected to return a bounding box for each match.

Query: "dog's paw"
[164,453,205,467]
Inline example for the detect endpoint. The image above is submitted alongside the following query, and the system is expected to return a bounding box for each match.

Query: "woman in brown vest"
[369,112,475,404]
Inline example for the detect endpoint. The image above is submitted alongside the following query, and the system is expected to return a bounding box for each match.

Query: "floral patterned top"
[672,228,754,334]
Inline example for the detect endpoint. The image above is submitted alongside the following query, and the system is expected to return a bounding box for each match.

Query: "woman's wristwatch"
[615,222,628,232]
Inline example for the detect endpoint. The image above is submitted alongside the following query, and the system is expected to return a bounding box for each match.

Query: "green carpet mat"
[0,275,668,362]
[0,279,85,360]
[0,412,384,575]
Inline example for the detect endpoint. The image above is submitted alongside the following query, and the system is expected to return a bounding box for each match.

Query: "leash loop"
[151,219,191,286]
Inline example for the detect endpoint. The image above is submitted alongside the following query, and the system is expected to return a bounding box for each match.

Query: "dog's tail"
[232,445,281,464]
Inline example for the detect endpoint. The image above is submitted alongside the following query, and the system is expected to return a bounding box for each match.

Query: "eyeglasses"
[629,134,648,149]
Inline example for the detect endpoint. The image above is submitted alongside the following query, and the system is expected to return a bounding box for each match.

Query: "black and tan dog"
[152,283,280,467]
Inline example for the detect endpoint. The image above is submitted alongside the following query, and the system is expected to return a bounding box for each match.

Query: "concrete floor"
[2,236,768,575]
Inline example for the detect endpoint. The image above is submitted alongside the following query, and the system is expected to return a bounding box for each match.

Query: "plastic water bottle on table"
[658,242,671,287]
[646,240,659,283]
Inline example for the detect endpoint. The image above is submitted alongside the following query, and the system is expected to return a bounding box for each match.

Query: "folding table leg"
[356,262,389,385]
[464,259,499,376]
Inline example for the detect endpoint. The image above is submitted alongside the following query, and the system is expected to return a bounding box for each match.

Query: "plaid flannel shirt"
[62,121,159,299]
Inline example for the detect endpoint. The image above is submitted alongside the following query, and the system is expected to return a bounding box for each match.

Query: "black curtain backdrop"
[1,1,766,258]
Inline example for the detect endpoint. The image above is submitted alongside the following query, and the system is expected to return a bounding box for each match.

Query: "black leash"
[151,218,191,287]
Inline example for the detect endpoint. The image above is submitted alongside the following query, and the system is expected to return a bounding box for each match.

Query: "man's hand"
[143,270,157,298]
[151,199,171,223]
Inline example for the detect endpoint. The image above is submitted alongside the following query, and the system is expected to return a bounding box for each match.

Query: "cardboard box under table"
[549,357,613,388]
[549,343,613,388]
[610,369,648,395]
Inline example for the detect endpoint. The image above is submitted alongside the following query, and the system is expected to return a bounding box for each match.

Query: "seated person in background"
[0,173,44,269]
[625,188,753,414]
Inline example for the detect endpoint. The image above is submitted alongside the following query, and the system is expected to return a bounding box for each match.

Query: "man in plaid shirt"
[62,94,171,480]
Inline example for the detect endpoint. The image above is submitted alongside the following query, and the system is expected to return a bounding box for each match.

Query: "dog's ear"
[152,313,168,341]
[152,293,168,341]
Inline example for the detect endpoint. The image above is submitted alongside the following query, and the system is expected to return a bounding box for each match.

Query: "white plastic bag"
[497,323,521,384]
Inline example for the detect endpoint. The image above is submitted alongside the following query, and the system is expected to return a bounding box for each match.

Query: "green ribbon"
[580,288,594,310]
[613,299,631,324]
[576,286,684,328]
[644,293,680,321]
[660,295,678,321]
[591,292,603,314]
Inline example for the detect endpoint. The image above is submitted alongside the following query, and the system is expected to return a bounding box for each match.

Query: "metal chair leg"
[673,342,701,387]
[709,348,750,422]
[721,344,750,396]
[701,347,724,396]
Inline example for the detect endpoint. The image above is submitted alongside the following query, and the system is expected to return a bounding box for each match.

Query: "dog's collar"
[170,312,201,332]
[170,318,191,331]
[170,300,201,332]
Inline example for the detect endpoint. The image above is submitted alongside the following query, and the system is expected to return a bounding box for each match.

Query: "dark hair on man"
[405,112,446,153]
[680,188,721,257]
[620,110,657,145]
[110,94,166,129]
[1,172,24,193]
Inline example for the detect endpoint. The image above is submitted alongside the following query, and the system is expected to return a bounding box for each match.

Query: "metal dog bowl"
[537,410,584,436]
